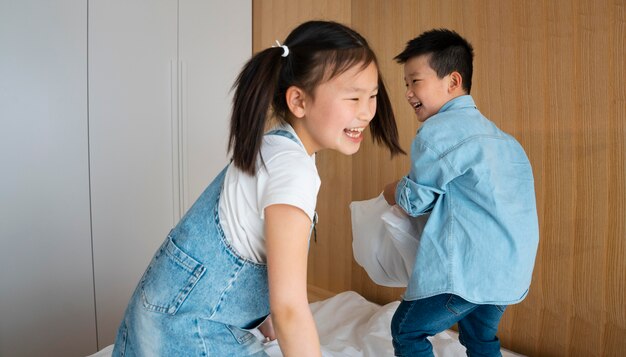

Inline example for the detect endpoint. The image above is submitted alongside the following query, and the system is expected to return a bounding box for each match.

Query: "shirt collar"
[438,95,477,114]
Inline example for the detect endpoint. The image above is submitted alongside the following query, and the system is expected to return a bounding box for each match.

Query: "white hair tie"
[272,40,289,57]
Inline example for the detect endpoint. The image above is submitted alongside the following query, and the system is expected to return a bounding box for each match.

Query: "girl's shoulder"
[258,133,318,180]
[261,125,312,164]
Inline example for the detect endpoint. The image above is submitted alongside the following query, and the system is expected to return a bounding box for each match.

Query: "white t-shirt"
[218,124,320,263]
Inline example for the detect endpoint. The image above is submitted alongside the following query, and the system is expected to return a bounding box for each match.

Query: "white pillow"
[350,194,427,287]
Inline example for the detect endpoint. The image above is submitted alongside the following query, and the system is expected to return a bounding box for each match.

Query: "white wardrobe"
[0,1,251,355]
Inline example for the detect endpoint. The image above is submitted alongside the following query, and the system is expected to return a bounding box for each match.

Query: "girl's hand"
[258,315,276,341]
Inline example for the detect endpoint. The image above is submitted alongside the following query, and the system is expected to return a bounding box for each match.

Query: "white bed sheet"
[89,291,524,357]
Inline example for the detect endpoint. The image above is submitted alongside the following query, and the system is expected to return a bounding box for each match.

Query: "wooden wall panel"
[254,0,626,355]
[349,0,411,306]
[606,1,626,355]
[252,0,351,51]
[251,0,354,293]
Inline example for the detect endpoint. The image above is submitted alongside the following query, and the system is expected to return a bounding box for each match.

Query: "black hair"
[229,20,404,175]
[395,28,474,93]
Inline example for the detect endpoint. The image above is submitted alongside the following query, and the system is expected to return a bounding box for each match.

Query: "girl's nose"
[358,99,375,122]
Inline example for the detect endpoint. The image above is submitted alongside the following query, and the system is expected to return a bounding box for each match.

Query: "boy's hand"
[258,315,277,342]
[383,180,399,206]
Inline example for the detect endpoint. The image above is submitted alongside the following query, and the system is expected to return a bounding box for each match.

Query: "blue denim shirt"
[396,95,539,305]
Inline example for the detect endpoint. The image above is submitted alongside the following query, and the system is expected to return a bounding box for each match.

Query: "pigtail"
[370,78,406,156]
[229,48,284,175]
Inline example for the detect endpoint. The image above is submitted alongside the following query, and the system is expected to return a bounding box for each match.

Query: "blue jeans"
[391,294,506,357]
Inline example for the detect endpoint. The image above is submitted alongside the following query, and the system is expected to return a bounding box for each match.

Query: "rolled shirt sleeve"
[395,137,455,217]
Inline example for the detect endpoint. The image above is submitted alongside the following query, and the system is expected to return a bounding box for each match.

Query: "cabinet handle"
[178,60,188,214]
[170,60,187,221]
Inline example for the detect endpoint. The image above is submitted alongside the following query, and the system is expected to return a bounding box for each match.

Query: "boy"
[383,29,539,356]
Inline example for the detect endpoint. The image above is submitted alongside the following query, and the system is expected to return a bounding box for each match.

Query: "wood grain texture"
[254,0,626,355]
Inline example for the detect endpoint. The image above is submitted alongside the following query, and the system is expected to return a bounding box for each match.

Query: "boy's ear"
[286,86,306,118]
[448,71,463,93]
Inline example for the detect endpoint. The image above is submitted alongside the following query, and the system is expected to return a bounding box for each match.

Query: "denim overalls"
[112,130,313,356]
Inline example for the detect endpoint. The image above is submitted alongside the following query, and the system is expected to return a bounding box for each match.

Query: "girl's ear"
[286,86,306,118]
[448,71,463,93]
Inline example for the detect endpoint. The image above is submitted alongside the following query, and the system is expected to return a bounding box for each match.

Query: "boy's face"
[403,55,456,123]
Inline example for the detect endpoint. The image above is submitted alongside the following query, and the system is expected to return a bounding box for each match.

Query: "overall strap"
[266,128,301,147]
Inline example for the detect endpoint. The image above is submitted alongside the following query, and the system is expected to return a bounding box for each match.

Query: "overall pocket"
[140,237,206,315]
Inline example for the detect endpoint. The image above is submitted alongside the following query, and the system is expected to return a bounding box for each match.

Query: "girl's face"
[293,62,379,156]
[403,54,454,123]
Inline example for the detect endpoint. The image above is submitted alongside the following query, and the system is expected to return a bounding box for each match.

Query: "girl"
[112,20,403,357]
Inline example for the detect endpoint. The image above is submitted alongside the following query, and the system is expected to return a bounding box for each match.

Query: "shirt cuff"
[395,176,440,217]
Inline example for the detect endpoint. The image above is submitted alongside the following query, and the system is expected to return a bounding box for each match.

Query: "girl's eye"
[370,94,378,99]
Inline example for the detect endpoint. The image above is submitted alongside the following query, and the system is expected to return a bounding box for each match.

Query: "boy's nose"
[405,88,414,99]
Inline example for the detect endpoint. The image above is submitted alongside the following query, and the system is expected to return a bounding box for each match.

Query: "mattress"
[88,291,523,356]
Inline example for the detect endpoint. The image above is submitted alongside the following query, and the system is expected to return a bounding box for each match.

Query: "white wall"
[0,1,97,356]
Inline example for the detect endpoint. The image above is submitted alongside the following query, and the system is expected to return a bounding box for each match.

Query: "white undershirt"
[218,124,320,263]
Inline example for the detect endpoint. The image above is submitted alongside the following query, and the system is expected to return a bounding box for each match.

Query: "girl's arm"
[265,204,321,357]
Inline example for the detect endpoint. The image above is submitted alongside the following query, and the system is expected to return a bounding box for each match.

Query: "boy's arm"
[392,138,455,216]
[383,180,399,205]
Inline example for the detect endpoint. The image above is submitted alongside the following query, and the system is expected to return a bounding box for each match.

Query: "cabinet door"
[88,0,178,347]
[89,0,252,348]
[178,0,251,210]
[0,1,97,356]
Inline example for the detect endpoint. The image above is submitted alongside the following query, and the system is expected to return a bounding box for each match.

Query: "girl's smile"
[344,126,366,141]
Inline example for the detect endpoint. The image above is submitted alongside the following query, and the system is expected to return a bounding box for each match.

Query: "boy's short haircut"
[395,29,474,93]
